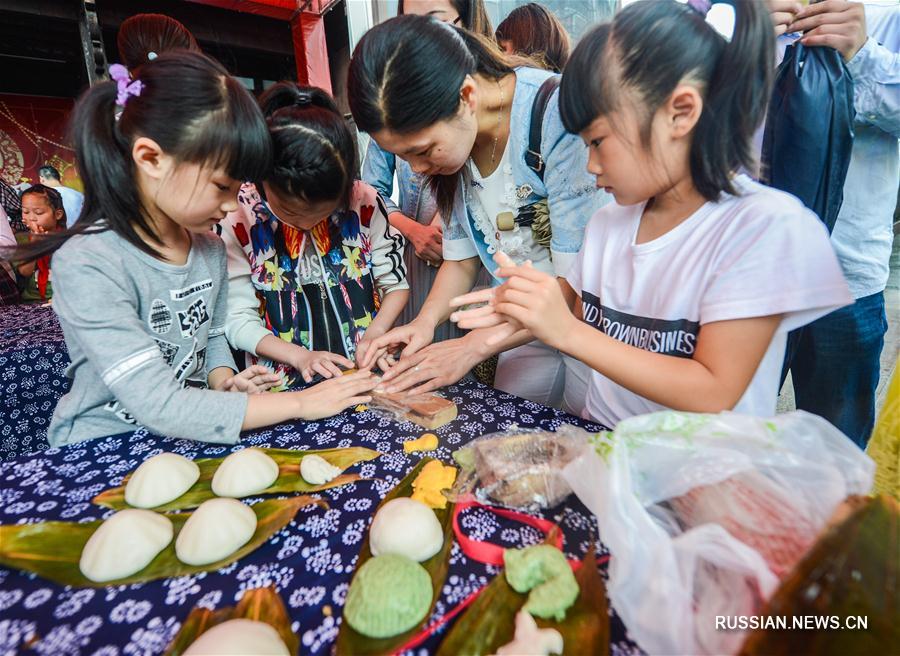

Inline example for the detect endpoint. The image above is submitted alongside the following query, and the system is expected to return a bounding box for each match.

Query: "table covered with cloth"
[0,303,70,460]
[0,376,644,655]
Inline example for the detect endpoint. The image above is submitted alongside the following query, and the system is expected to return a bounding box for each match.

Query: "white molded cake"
[299,454,341,486]
[79,509,174,582]
[369,498,443,562]
[125,452,200,508]
[175,498,257,566]
[182,618,290,655]
[211,448,279,498]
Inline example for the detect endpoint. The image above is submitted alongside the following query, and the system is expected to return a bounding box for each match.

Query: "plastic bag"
[368,391,458,429]
[451,424,593,511]
[563,410,874,655]
[761,43,855,233]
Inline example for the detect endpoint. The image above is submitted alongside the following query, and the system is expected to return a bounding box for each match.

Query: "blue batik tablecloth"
[0,304,70,460]
[0,377,645,655]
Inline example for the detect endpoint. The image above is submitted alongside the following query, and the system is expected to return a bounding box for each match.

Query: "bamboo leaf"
[335,457,455,656]
[166,586,299,656]
[437,545,610,656]
[93,447,380,511]
[740,495,899,656]
[0,496,321,587]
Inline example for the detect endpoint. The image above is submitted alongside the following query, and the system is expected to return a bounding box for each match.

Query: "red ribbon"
[390,500,609,654]
[452,498,566,566]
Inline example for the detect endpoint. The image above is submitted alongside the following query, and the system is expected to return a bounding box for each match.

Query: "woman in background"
[495,2,570,73]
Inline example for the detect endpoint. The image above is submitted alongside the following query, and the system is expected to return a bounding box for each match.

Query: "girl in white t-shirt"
[448,0,852,427]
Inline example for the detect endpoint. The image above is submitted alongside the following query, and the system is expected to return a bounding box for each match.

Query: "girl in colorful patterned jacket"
[221,83,410,386]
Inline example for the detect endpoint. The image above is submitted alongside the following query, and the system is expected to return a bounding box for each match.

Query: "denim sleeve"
[361,141,401,216]
[542,94,612,278]
[846,36,900,138]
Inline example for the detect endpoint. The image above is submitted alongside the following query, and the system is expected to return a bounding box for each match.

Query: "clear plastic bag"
[368,391,457,429]
[450,424,594,511]
[563,410,875,655]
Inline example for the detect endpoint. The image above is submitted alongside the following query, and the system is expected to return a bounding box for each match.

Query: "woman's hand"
[408,219,443,266]
[218,365,282,393]
[290,370,379,420]
[291,346,355,383]
[789,0,867,62]
[378,333,483,395]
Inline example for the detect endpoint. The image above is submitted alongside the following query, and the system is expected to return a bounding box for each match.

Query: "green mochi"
[344,554,433,638]
[504,544,579,622]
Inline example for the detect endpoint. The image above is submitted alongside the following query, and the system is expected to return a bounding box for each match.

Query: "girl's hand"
[489,264,576,348]
[291,370,379,420]
[220,365,282,394]
[355,325,397,374]
[357,318,435,369]
[291,347,355,383]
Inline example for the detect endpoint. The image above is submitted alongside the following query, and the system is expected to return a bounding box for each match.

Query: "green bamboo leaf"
[166,586,299,656]
[335,457,456,656]
[0,496,321,587]
[740,495,899,656]
[93,447,381,511]
[437,544,610,656]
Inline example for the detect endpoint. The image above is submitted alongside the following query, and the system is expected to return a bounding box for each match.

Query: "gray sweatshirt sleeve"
[52,247,249,444]
[206,239,240,373]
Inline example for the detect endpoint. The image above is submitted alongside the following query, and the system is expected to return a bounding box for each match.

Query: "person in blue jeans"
[772,0,898,448]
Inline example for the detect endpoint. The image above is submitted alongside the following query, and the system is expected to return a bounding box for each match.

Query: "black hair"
[3,50,271,263]
[38,165,61,181]
[348,15,528,215]
[21,184,66,222]
[258,83,357,211]
[397,0,494,39]
[560,0,773,200]
[496,3,570,73]
[117,13,200,69]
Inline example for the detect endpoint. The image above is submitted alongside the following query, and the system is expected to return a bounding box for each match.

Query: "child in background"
[222,83,409,385]
[3,52,376,447]
[17,184,66,301]
[451,0,852,427]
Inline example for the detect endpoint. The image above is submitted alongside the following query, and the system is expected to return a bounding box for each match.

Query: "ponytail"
[1,51,270,265]
[560,0,773,200]
[259,83,357,211]
[690,1,773,199]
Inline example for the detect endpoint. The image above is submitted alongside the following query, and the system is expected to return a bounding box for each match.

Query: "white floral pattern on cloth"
[1,304,70,461]
[0,307,643,655]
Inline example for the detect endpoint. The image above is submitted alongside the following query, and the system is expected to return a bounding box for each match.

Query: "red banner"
[0,93,82,192]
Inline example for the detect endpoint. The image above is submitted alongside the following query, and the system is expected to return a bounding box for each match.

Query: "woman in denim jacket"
[350,16,610,414]
[362,0,494,343]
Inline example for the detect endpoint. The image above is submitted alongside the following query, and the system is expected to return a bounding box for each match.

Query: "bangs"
[559,23,616,134]
[179,76,272,183]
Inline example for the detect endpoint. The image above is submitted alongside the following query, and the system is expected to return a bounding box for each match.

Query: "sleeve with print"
[52,245,248,444]
[700,191,852,332]
[222,211,272,355]
[364,186,409,296]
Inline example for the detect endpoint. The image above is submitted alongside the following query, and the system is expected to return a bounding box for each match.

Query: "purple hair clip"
[109,64,143,115]
[686,0,713,17]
